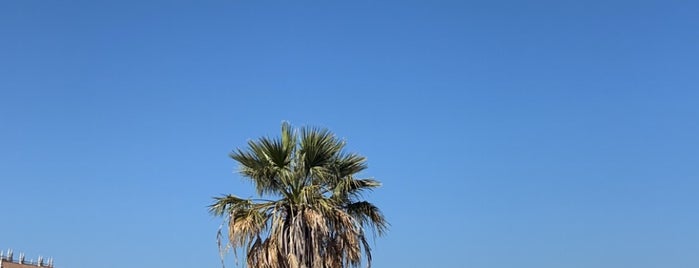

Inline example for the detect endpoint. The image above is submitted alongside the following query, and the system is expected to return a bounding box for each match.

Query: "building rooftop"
[0,249,54,268]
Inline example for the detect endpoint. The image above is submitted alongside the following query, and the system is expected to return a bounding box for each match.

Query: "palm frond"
[209,194,252,216]
[332,153,368,180]
[330,178,382,202]
[300,126,345,172]
[346,201,389,236]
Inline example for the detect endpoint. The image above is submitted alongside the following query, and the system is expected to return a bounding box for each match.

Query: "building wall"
[1,260,51,268]
[2,261,44,268]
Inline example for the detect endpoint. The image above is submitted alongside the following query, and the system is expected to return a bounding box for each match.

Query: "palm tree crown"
[210,122,388,268]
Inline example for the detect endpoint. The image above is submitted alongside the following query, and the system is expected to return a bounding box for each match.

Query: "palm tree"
[210,122,388,268]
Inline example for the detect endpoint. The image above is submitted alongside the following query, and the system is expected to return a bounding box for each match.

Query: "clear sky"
[1,1,698,267]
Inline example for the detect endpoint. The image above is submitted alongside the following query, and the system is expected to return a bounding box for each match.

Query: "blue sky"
[1,1,698,267]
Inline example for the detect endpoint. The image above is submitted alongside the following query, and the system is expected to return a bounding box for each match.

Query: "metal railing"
[0,250,54,267]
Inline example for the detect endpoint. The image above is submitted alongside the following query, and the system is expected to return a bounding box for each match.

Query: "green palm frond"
[209,194,252,216]
[330,178,382,202]
[300,126,345,172]
[331,153,368,179]
[346,201,389,236]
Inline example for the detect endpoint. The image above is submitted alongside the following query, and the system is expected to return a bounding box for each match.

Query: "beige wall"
[1,261,47,268]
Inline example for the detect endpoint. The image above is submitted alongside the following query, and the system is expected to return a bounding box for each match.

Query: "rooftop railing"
[0,249,54,267]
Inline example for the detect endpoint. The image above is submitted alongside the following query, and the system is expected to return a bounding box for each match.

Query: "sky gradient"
[1,1,698,267]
